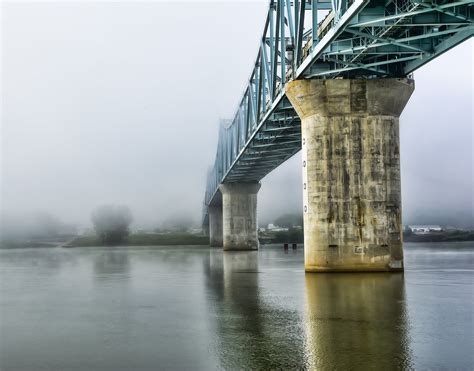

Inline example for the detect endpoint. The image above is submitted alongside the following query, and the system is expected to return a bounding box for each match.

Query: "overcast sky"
[1,1,473,229]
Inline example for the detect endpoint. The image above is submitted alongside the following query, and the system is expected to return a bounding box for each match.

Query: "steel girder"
[203,0,473,215]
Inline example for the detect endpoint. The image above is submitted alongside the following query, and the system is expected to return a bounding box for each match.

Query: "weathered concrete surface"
[209,205,223,247]
[286,78,414,272]
[202,223,209,237]
[219,183,261,251]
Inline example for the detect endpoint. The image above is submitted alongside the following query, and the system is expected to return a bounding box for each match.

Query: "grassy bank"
[0,241,59,249]
[4,229,473,249]
[66,232,209,247]
[404,230,474,243]
[260,229,474,244]
[0,235,76,249]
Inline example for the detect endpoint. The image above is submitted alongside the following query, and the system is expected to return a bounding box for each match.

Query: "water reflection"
[204,250,307,369]
[93,248,130,281]
[1,244,472,369]
[304,273,413,370]
[0,248,77,273]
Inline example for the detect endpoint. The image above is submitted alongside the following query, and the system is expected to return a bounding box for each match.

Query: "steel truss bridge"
[203,0,473,224]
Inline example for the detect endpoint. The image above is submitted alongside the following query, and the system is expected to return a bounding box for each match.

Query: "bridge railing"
[205,0,343,205]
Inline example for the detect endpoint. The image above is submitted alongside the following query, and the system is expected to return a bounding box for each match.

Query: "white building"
[408,225,443,234]
[267,223,289,232]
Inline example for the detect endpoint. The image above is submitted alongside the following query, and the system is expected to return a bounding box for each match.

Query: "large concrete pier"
[286,78,414,272]
[208,205,223,247]
[219,183,261,251]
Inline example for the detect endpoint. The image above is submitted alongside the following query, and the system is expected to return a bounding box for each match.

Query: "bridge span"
[203,0,473,272]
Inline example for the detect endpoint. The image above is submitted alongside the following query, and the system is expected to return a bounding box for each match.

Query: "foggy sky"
[1,1,473,229]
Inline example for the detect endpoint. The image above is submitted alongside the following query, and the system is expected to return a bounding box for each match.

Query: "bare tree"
[91,205,132,245]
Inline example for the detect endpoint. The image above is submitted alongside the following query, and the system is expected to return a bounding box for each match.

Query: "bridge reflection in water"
[204,250,308,369]
[2,245,472,369]
[304,273,412,369]
[204,249,412,369]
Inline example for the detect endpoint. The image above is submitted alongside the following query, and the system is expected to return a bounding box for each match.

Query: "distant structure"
[408,225,443,234]
[267,224,289,232]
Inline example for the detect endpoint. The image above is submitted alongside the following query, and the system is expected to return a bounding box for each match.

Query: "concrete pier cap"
[285,78,414,273]
[286,78,414,118]
[218,182,261,251]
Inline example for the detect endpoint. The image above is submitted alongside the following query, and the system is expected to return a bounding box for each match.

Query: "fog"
[1,1,473,231]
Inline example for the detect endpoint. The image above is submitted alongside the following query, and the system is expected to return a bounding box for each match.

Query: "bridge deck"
[204,0,473,220]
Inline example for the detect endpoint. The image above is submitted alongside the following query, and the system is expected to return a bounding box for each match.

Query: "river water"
[0,242,473,370]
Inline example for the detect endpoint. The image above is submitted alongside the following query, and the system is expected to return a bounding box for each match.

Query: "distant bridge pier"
[209,204,223,247]
[202,223,209,237]
[286,78,414,272]
[218,183,261,251]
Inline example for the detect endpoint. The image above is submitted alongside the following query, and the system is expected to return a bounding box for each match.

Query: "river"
[1,242,473,370]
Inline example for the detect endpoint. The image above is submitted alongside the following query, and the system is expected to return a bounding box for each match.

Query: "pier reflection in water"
[204,250,412,370]
[204,250,307,369]
[304,273,412,370]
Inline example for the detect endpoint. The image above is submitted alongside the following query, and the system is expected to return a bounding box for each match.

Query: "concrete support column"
[286,78,414,272]
[208,204,223,247]
[218,183,261,251]
[202,223,209,237]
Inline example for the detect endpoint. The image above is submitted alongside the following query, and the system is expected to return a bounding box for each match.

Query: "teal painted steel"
[203,0,473,223]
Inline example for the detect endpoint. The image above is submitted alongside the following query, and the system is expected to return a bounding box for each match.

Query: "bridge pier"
[286,78,414,272]
[202,222,209,237]
[208,205,223,247]
[219,183,261,251]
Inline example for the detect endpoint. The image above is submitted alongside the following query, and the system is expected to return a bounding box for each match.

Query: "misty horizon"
[1,1,473,231]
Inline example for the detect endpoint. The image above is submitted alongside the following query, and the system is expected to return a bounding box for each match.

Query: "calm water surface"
[1,242,473,370]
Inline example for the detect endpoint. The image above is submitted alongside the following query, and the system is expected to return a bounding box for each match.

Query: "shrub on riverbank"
[91,205,133,245]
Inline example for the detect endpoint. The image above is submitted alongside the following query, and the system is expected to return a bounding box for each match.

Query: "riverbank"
[259,228,304,244]
[0,236,76,249]
[403,230,474,243]
[2,229,473,249]
[261,229,474,244]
